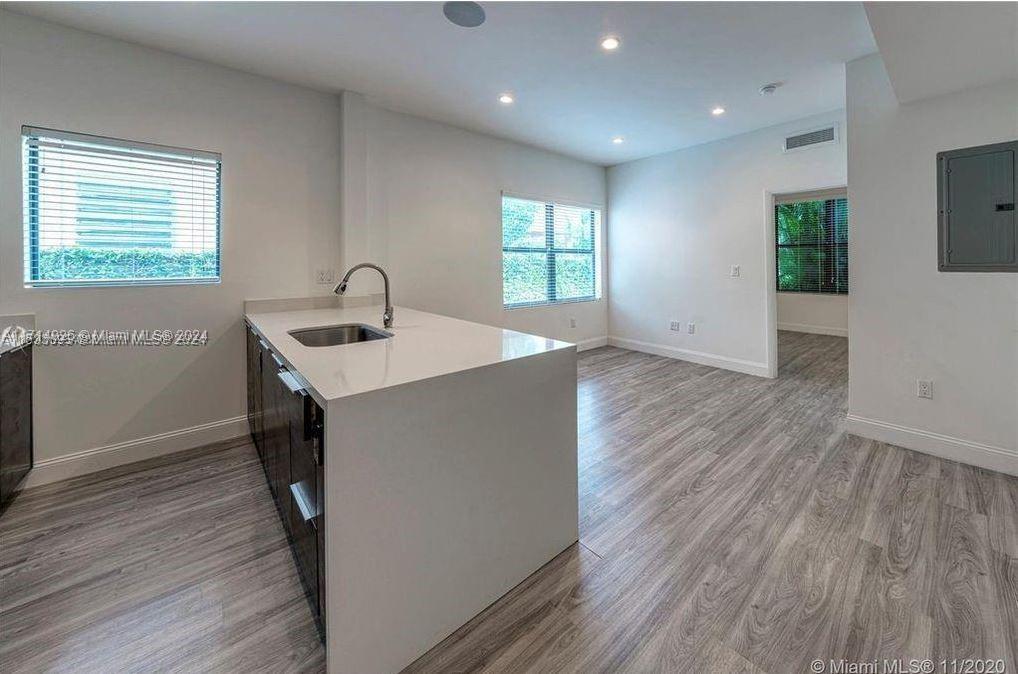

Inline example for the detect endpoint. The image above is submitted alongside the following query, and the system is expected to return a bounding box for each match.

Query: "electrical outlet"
[670,320,681,332]
[730,264,741,278]
[916,379,933,399]
[687,322,696,334]
[569,317,577,329]
[315,268,335,285]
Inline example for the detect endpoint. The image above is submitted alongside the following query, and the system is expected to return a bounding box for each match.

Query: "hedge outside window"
[23,127,221,287]
[502,195,601,308]
[775,192,848,294]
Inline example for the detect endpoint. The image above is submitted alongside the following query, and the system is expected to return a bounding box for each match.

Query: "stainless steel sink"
[288,324,391,347]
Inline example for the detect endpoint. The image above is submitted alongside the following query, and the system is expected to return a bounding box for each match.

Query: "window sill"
[26,278,221,289]
[503,296,601,310]
[776,290,848,296]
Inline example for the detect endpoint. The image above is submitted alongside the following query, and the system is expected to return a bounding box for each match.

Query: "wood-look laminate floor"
[1,332,1015,673]
[0,437,327,673]
[407,333,1018,673]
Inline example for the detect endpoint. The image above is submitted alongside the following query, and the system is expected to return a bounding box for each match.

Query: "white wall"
[845,54,1018,474]
[777,293,848,337]
[0,12,342,470]
[339,93,608,346]
[607,111,847,376]
[0,13,608,479]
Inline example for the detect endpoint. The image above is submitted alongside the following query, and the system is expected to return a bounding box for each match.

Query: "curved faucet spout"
[333,263,394,329]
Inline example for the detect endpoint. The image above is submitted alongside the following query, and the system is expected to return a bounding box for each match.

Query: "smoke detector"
[759,82,782,96]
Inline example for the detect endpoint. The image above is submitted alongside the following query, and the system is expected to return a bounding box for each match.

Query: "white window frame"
[501,192,603,309]
[22,126,222,288]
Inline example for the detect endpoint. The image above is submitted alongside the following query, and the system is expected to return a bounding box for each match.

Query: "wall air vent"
[783,124,838,153]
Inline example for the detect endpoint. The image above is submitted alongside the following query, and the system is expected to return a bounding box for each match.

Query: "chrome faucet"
[334,263,394,329]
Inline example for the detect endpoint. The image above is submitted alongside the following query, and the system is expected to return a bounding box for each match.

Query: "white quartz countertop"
[244,305,574,402]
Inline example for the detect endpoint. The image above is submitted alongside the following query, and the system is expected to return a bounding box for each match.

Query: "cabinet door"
[0,345,33,514]
[245,326,263,457]
[273,369,292,529]
[315,456,326,637]
[265,355,292,526]
[284,382,321,619]
[259,345,280,498]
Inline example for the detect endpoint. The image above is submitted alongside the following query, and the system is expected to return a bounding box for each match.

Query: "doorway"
[765,187,849,376]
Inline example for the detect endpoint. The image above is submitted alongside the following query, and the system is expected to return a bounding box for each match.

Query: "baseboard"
[777,322,848,338]
[23,415,249,488]
[845,413,1018,477]
[608,336,772,378]
[576,336,608,352]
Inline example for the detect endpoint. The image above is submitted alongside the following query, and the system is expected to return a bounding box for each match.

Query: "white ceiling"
[6,2,877,165]
[865,2,1018,104]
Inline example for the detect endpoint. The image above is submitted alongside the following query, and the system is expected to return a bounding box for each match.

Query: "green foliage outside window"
[502,196,599,306]
[555,253,595,300]
[503,252,546,304]
[776,197,848,294]
[36,248,218,283]
[502,197,543,249]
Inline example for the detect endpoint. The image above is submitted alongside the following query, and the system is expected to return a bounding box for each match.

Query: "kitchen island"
[244,304,578,674]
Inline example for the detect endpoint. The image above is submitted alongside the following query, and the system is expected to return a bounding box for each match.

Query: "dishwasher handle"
[277,370,305,394]
[290,482,317,529]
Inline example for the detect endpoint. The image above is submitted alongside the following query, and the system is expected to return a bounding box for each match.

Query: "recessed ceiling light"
[612,136,624,144]
[711,106,726,116]
[601,36,621,51]
[498,93,514,105]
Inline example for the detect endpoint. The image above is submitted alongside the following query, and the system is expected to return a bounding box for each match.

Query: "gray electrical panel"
[937,140,1017,272]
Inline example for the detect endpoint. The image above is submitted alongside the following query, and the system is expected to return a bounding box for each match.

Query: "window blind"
[502,195,601,307]
[22,126,221,287]
[775,190,848,294]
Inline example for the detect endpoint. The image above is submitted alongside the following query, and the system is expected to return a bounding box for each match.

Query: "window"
[775,190,848,294]
[502,195,601,307]
[23,127,221,287]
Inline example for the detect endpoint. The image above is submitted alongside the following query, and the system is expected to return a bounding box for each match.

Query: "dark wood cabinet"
[245,323,325,640]
[245,326,263,457]
[258,339,286,505]
[266,358,293,527]
[0,344,33,516]
[256,338,276,496]
[286,386,323,631]
[315,447,326,632]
